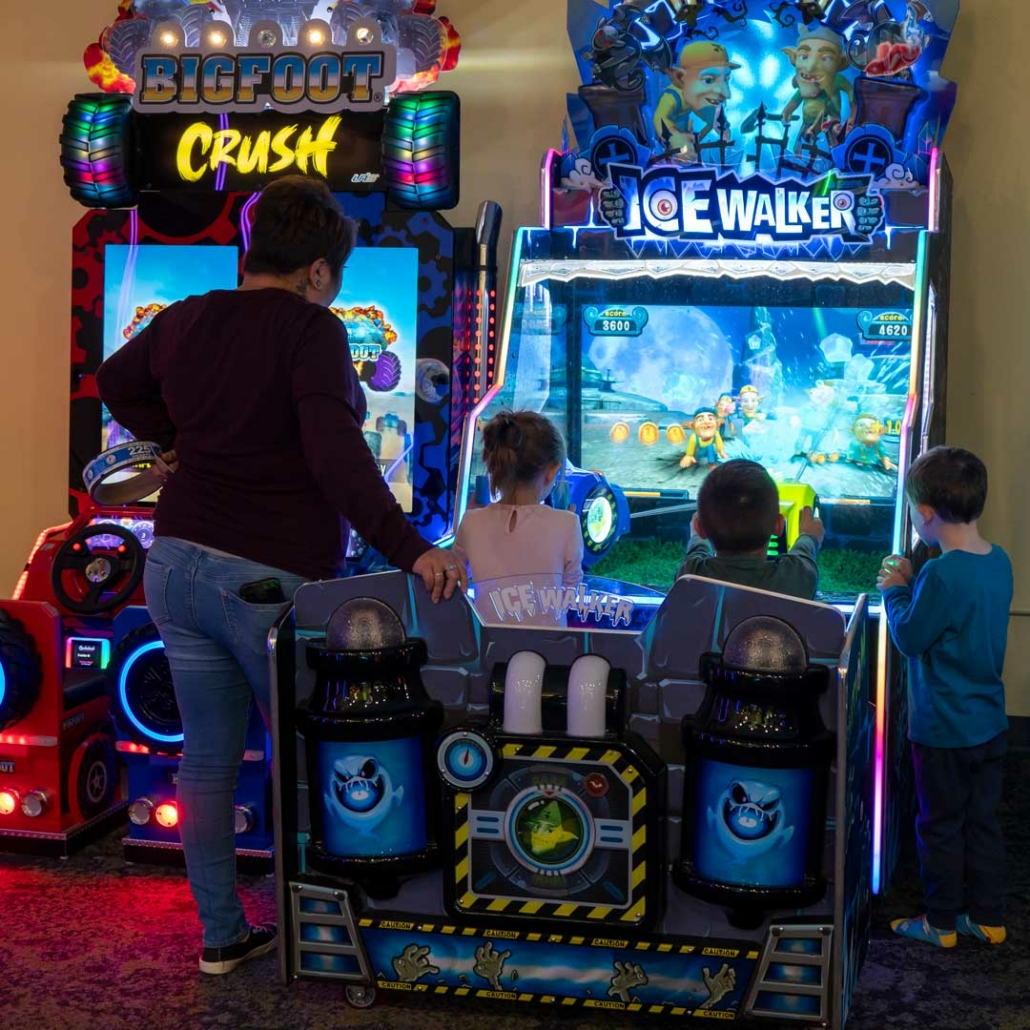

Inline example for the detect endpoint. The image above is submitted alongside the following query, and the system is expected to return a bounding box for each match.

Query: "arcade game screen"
[576,303,908,492]
[330,247,419,511]
[488,275,915,598]
[102,244,419,511]
[102,244,239,452]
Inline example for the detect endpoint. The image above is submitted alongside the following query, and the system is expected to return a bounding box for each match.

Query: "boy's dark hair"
[697,459,780,552]
[482,410,565,498]
[906,446,987,524]
[244,175,357,278]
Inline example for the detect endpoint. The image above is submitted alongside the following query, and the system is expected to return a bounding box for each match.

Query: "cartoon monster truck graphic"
[332,305,403,393]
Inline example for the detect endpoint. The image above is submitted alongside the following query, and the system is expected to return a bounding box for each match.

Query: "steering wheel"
[50,523,145,615]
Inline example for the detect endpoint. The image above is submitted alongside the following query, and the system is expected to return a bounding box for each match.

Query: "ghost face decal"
[708,779,794,860]
[725,781,781,841]
[335,757,384,813]
[325,754,405,837]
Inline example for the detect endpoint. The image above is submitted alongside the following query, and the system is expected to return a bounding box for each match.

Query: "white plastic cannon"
[502,651,546,735]
[567,655,610,739]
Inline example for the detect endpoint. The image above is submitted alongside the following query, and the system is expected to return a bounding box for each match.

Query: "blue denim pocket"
[143,559,174,626]
[220,583,303,658]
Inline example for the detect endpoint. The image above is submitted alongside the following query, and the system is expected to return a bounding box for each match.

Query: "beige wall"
[3,1,1029,708]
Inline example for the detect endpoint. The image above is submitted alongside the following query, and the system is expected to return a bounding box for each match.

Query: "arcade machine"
[271,569,873,1026]
[0,510,140,854]
[0,0,500,860]
[456,0,957,896]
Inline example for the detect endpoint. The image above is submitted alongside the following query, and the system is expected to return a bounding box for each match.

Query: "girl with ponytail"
[454,410,583,625]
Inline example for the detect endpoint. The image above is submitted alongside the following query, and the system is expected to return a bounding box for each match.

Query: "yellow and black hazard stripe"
[451,741,651,925]
[373,979,739,1018]
[359,914,758,959]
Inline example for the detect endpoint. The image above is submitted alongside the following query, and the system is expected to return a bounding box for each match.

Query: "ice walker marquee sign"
[134,20,397,114]
[599,165,886,246]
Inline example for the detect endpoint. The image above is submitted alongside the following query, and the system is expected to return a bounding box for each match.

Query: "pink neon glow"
[873,377,920,893]
[872,613,889,891]
[928,147,940,232]
[214,113,230,192]
[541,150,559,229]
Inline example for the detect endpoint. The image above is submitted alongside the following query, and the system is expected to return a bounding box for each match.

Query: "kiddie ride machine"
[461,0,958,897]
[272,570,872,1026]
[0,0,500,859]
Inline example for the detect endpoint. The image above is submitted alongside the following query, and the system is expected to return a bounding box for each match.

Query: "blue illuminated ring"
[83,442,166,506]
[437,730,494,791]
[0,658,7,712]
[117,640,183,745]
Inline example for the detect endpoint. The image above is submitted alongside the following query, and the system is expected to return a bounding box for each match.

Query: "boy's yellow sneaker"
[956,914,1007,945]
[890,915,957,948]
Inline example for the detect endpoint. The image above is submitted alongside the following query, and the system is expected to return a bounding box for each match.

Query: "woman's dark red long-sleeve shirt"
[96,287,429,580]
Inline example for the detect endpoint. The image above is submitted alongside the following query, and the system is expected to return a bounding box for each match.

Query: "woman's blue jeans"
[144,537,307,948]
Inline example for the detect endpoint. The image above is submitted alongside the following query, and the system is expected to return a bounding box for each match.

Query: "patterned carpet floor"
[2,751,1027,1030]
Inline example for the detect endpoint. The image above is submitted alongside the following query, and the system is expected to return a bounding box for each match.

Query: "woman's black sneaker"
[199,924,277,975]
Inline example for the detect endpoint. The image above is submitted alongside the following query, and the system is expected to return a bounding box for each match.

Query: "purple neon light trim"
[214,112,230,192]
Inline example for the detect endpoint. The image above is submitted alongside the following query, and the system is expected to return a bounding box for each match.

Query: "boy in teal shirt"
[879,446,1011,948]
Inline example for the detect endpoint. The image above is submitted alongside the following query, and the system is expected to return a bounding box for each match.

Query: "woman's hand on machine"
[413,548,468,604]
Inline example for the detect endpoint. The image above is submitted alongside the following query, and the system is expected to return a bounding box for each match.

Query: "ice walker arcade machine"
[272,570,872,1025]
[0,0,499,861]
[458,0,958,897]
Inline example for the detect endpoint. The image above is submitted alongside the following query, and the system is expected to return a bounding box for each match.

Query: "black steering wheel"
[50,523,145,615]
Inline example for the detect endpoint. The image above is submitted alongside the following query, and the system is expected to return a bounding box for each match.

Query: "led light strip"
[541,149,560,229]
[518,258,918,290]
[452,227,529,532]
[872,229,930,894]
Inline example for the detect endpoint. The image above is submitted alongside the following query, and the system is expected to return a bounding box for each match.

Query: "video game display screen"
[101,243,419,512]
[470,265,916,596]
[102,244,239,451]
[330,247,419,512]
[574,302,913,502]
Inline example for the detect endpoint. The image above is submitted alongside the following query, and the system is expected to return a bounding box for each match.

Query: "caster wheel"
[345,984,376,1009]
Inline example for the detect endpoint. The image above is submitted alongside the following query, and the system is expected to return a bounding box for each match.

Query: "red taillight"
[154,802,179,828]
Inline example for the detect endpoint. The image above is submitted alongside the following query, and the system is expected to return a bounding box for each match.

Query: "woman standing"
[97,176,463,974]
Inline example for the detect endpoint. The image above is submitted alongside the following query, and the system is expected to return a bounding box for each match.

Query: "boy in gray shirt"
[676,459,823,600]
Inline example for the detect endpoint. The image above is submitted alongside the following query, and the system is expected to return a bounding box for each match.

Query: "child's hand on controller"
[877,555,913,591]
[799,506,825,543]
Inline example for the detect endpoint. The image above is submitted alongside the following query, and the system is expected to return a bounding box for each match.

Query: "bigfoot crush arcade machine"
[0,0,499,859]
[459,0,957,897]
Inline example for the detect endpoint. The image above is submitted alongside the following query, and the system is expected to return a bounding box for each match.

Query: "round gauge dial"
[437,730,495,791]
[581,487,617,553]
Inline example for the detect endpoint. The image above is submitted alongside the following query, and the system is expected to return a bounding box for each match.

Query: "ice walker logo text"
[599,167,885,245]
[486,582,635,627]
